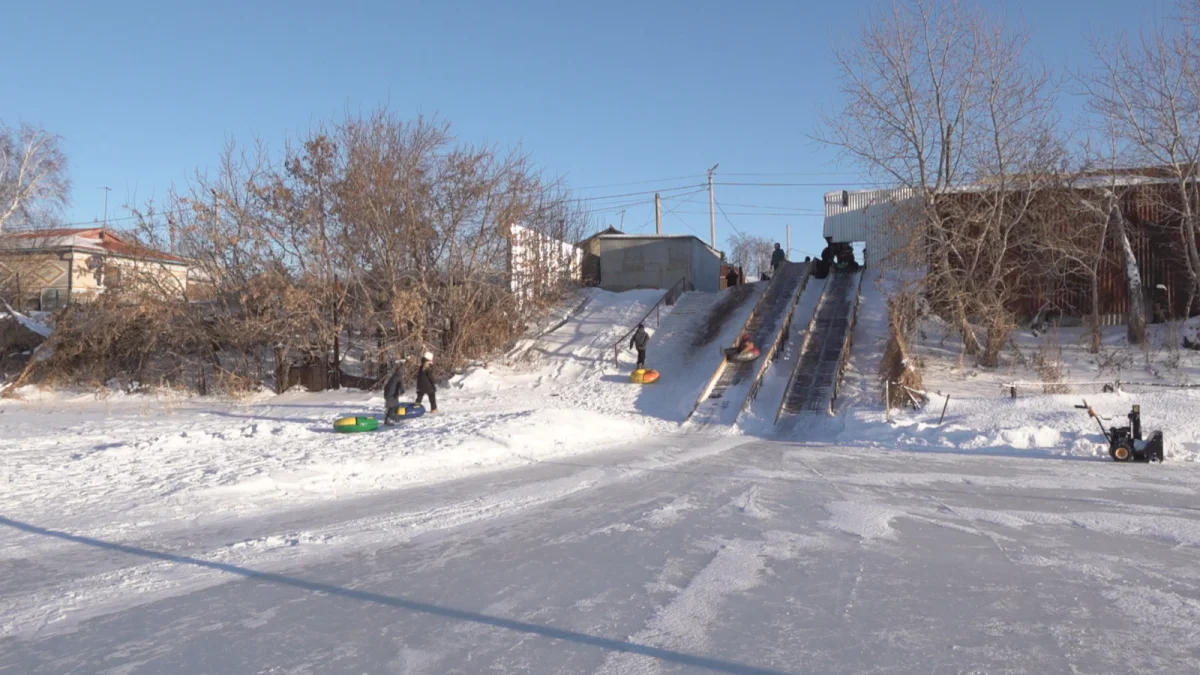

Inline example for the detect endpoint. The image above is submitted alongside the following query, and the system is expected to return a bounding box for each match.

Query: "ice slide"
[686,262,810,427]
[775,269,864,423]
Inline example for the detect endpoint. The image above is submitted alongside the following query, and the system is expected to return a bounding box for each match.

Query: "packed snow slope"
[634,283,766,422]
[5,435,1200,673]
[0,286,765,557]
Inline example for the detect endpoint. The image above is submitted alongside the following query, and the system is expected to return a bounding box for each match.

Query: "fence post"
[885,381,891,422]
[938,394,950,425]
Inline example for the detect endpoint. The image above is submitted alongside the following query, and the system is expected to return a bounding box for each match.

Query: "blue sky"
[4,0,1156,260]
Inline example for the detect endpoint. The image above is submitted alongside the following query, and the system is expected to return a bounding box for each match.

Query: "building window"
[40,288,65,311]
[104,263,122,290]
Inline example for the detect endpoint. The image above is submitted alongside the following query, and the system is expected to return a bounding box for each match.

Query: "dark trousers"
[636,348,646,369]
[417,391,437,411]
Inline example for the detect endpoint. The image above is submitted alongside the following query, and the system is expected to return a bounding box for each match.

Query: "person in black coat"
[629,323,649,369]
[382,357,407,425]
[770,243,786,274]
[416,352,438,413]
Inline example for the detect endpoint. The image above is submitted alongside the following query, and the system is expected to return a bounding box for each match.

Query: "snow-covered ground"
[6,285,1200,672]
[5,436,1200,673]
[913,311,1200,398]
[0,289,687,539]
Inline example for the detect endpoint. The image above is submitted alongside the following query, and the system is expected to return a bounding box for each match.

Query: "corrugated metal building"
[823,188,920,270]
[824,180,1199,322]
[596,234,723,293]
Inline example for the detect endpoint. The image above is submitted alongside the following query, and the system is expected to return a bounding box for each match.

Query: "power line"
[714,199,744,238]
[570,174,705,190]
[658,192,706,239]
[719,171,865,177]
[666,210,705,240]
[672,211,824,217]
[716,181,884,187]
[575,183,707,202]
[715,201,824,212]
[589,197,658,214]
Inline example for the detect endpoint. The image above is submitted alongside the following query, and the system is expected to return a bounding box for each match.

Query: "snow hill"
[4,280,1200,560]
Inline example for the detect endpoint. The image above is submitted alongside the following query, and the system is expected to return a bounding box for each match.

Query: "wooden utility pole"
[707,164,719,248]
[785,224,791,259]
[654,193,662,235]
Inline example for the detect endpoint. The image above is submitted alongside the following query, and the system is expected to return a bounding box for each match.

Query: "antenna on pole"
[98,187,112,226]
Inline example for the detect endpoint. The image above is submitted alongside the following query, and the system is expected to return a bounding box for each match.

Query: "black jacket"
[416,362,437,394]
[771,248,786,267]
[630,327,649,350]
[383,368,405,404]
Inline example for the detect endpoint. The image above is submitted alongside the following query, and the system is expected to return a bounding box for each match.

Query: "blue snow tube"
[392,402,426,419]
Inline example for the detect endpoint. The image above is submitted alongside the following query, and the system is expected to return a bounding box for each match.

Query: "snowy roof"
[0,228,189,265]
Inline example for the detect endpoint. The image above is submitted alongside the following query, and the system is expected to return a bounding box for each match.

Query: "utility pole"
[618,209,626,231]
[785,224,791,260]
[707,163,719,248]
[99,187,112,226]
[654,193,662,235]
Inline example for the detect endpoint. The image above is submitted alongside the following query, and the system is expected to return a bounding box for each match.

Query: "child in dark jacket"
[629,324,649,369]
[382,359,406,425]
[416,352,438,413]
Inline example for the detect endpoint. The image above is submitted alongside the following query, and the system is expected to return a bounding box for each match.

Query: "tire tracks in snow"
[1,437,755,640]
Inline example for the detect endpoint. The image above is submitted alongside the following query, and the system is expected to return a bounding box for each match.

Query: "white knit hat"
[423,351,433,361]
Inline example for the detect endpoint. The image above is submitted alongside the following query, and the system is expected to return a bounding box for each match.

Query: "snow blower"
[1074,400,1164,462]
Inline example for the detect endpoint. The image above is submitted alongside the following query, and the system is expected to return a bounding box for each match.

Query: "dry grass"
[881,294,924,408]
[1032,328,1069,394]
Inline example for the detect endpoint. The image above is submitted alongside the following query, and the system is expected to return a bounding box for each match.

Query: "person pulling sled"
[382,357,407,426]
[630,323,649,370]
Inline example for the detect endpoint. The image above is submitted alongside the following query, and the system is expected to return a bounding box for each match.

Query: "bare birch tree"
[0,122,70,232]
[727,233,774,277]
[1081,1,1200,326]
[818,0,1066,366]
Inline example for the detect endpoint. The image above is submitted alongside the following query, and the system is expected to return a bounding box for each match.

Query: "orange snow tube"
[630,368,660,384]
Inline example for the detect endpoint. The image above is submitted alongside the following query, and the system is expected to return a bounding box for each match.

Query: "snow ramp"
[631,284,765,422]
[687,262,810,427]
[524,288,672,382]
[775,269,864,424]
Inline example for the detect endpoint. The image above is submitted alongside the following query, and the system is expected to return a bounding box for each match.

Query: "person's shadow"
[0,516,793,675]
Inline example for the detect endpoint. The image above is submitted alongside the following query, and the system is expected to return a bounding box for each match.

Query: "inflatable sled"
[630,368,660,384]
[333,416,380,433]
[390,402,427,420]
[724,347,761,363]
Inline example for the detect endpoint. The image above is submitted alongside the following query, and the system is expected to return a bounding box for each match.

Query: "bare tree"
[727,232,774,277]
[1081,1,1200,325]
[0,122,70,232]
[99,108,587,395]
[818,0,1066,367]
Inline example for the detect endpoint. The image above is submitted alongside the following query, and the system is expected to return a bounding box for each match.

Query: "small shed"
[596,234,723,293]
[576,226,623,286]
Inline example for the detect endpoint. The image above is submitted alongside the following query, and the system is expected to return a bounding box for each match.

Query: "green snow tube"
[333,416,380,433]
